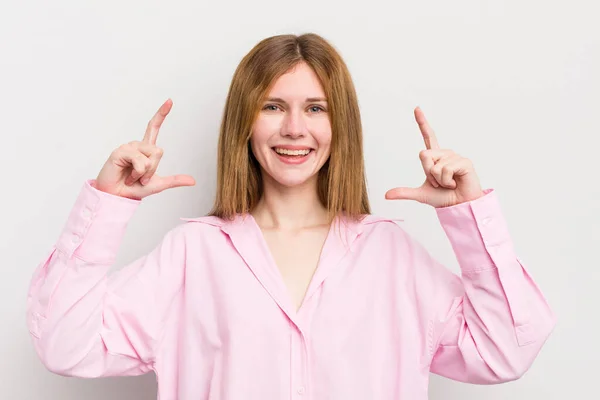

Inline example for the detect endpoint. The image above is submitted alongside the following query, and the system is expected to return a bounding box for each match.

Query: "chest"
[261,227,330,310]
[178,228,426,374]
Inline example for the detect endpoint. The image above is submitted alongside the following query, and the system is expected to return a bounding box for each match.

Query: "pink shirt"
[26,179,556,399]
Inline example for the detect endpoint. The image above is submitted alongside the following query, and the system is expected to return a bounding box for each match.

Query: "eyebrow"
[265,97,328,103]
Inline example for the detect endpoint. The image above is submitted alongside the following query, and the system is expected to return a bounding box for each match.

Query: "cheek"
[250,123,271,153]
[313,120,332,149]
[251,117,280,147]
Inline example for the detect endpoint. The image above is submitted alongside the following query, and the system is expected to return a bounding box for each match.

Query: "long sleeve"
[26,179,186,378]
[416,189,556,384]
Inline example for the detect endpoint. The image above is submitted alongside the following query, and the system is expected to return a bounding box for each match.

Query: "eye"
[263,104,281,112]
[308,105,326,113]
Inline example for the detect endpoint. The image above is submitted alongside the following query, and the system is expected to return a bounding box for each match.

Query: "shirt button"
[297,386,305,395]
[82,208,92,220]
[72,233,81,244]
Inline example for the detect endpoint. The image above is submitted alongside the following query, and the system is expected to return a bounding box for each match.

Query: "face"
[250,61,332,189]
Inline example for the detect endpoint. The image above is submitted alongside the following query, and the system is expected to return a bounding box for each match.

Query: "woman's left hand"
[385,107,485,208]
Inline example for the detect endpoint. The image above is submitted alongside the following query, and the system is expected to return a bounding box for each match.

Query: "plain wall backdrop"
[1,0,598,398]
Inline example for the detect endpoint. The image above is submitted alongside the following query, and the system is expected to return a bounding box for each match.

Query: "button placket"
[290,325,308,398]
[81,207,94,221]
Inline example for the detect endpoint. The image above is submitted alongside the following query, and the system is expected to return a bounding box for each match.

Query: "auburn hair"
[209,33,370,223]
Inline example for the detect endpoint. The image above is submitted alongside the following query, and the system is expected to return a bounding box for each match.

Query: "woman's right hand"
[95,99,196,200]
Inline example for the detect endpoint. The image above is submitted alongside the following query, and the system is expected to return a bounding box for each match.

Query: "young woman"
[26,33,555,399]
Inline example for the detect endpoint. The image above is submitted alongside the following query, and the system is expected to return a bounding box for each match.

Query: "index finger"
[414,106,440,150]
[143,99,173,144]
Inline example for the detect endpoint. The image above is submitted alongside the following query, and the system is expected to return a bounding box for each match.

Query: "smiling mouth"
[272,147,313,157]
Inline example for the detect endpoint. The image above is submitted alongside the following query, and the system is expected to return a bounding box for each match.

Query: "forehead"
[268,62,326,98]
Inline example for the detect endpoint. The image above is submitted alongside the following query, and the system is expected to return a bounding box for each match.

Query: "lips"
[271,146,314,165]
[273,147,311,156]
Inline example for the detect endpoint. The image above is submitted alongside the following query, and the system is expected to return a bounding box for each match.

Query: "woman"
[26,33,555,399]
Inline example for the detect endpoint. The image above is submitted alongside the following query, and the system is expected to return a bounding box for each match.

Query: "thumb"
[385,187,425,202]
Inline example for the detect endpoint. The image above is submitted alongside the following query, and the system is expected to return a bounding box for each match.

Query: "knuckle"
[133,156,144,166]
[419,150,429,160]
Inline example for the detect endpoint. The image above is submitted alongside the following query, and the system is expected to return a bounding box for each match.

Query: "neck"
[251,173,329,231]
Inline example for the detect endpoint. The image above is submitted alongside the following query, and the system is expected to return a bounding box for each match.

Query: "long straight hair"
[209,33,370,223]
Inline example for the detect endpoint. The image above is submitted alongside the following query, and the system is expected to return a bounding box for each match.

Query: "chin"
[266,170,318,188]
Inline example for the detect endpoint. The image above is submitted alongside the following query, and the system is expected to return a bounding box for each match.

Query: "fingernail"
[141,177,149,185]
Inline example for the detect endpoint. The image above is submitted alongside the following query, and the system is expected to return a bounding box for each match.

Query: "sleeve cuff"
[55,179,141,264]
[435,189,515,272]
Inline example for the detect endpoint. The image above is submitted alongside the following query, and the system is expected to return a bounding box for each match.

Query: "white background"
[1,0,598,398]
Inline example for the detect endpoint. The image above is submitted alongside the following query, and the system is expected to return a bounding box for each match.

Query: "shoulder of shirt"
[166,215,231,241]
[360,214,404,225]
[175,214,406,235]
[178,215,226,227]
[349,214,406,237]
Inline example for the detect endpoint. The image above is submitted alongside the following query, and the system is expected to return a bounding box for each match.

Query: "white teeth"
[274,148,311,156]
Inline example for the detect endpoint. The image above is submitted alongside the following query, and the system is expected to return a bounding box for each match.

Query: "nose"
[282,109,305,138]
